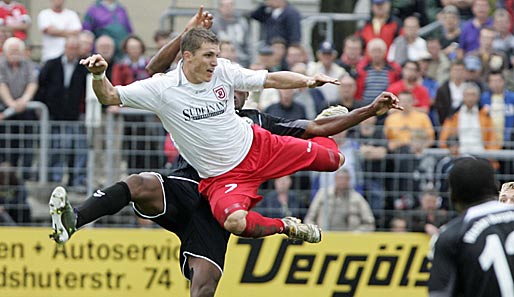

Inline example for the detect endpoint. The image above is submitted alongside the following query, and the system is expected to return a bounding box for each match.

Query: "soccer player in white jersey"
[80,25,390,243]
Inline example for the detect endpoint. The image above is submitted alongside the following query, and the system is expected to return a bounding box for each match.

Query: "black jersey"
[428,201,514,297]
[237,109,309,138]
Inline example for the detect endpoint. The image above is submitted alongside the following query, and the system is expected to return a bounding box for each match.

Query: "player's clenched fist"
[80,54,108,75]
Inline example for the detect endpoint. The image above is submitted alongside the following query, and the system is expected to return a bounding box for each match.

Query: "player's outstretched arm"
[80,54,121,106]
[301,92,403,139]
[264,71,340,89]
[146,6,213,75]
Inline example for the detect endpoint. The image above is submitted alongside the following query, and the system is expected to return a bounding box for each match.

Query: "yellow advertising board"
[0,228,431,297]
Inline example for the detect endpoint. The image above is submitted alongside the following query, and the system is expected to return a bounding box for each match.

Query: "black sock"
[75,182,131,228]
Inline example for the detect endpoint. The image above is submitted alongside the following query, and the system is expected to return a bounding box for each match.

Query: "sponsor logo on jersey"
[182,101,227,121]
[213,86,227,100]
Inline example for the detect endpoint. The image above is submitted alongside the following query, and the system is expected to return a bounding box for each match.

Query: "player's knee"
[224,210,247,234]
[124,174,144,199]
[124,173,158,204]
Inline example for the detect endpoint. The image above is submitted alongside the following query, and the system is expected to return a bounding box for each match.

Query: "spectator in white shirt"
[387,15,428,65]
[37,0,82,63]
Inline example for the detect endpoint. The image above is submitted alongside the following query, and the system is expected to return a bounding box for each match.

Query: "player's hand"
[185,6,214,32]
[80,54,108,75]
[307,73,340,88]
[371,91,403,116]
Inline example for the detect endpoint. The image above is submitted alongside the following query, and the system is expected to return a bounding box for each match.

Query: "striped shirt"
[362,66,391,105]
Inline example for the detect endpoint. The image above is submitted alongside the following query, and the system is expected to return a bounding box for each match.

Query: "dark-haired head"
[180,28,219,56]
[448,157,498,211]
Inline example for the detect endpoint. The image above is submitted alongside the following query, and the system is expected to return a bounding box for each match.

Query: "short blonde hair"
[500,182,514,194]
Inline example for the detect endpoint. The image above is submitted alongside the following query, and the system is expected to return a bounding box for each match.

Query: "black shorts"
[132,172,230,280]
[179,201,231,280]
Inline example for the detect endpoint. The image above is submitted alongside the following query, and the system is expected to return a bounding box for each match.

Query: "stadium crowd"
[0,0,514,233]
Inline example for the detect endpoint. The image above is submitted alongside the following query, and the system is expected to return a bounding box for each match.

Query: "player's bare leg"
[188,257,221,297]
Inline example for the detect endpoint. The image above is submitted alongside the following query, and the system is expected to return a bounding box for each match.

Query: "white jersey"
[117,58,267,178]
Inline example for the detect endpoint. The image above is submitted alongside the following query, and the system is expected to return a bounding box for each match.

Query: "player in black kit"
[428,157,514,297]
[49,7,402,297]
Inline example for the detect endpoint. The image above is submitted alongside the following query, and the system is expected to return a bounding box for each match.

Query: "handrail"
[423,148,514,159]
[104,108,155,186]
[2,101,49,184]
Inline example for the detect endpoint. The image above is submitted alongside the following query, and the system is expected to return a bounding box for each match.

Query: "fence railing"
[1,111,513,230]
[2,101,49,183]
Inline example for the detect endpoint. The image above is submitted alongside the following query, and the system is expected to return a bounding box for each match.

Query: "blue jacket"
[481,90,514,145]
[250,4,301,46]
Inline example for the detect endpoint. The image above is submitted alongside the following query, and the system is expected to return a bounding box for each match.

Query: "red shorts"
[198,124,339,224]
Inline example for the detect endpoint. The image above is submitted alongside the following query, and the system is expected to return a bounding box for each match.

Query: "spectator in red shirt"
[386,60,430,113]
[0,0,30,40]
[356,0,402,50]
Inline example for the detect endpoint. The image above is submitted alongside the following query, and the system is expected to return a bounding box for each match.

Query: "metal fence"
[2,106,513,231]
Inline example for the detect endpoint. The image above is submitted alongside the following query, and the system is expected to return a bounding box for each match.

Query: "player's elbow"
[145,64,157,76]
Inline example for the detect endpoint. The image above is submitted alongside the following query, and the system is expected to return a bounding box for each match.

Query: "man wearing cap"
[257,44,282,72]
[307,41,347,104]
[356,0,402,49]
[463,55,486,92]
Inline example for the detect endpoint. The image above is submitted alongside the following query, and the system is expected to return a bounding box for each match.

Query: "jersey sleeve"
[223,60,267,92]
[116,76,164,112]
[262,114,309,138]
[428,230,458,297]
